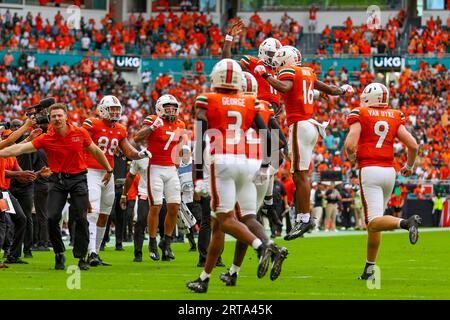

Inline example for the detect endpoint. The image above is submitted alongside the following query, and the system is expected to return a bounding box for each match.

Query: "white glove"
[340,84,354,97]
[195,179,210,197]
[254,65,267,77]
[138,149,152,159]
[253,166,274,186]
[150,117,164,131]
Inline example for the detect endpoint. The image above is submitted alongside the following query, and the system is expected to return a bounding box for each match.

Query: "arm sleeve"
[347,108,361,126]
[143,115,155,126]
[31,134,45,150]
[277,67,296,81]
[195,95,209,110]
[80,127,93,147]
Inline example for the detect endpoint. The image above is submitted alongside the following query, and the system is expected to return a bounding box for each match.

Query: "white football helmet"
[240,71,258,96]
[155,94,180,118]
[210,58,242,91]
[272,46,302,70]
[258,38,282,67]
[97,95,122,121]
[360,83,389,108]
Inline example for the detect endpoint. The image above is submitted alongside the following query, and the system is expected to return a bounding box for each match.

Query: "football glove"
[150,116,164,131]
[138,149,152,159]
[195,179,210,197]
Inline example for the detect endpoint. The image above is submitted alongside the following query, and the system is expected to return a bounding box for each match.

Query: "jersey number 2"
[374,121,389,148]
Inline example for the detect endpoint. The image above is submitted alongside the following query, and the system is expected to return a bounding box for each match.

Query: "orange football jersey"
[83,117,127,170]
[277,66,317,126]
[195,92,257,156]
[240,55,280,106]
[347,107,406,168]
[142,115,186,166]
[246,100,275,160]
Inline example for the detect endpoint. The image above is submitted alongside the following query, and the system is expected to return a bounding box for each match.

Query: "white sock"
[264,198,273,206]
[397,219,404,228]
[229,264,240,275]
[252,238,263,250]
[95,226,106,253]
[297,213,310,223]
[200,271,210,281]
[88,217,97,254]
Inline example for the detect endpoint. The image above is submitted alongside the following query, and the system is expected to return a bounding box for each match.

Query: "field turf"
[0,229,449,300]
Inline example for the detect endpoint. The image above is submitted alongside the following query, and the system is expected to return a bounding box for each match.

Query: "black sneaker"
[78,258,90,271]
[189,244,197,252]
[219,272,237,286]
[88,252,101,267]
[270,246,289,281]
[24,252,33,259]
[284,218,316,241]
[186,277,209,293]
[32,246,50,252]
[55,254,66,270]
[115,243,124,251]
[256,242,275,278]
[133,252,142,262]
[98,255,112,266]
[4,257,29,264]
[149,238,160,261]
[406,215,422,245]
[100,243,106,251]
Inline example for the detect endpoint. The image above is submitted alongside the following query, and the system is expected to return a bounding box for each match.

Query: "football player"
[186,59,277,293]
[344,82,421,280]
[222,18,282,116]
[134,94,186,261]
[256,46,353,240]
[83,95,151,267]
[219,71,288,286]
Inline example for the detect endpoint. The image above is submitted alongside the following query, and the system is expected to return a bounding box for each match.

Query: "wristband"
[405,163,414,170]
[262,73,271,80]
[107,170,113,174]
[225,34,234,42]
[261,163,270,168]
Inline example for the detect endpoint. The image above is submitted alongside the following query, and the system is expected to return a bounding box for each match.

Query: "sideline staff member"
[0,104,113,271]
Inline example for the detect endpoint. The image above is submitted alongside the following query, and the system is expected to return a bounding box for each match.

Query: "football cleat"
[133,252,143,263]
[407,215,422,245]
[219,272,237,286]
[358,272,375,281]
[149,239,160,261]
[159,238,175,261]
[186,277,209,293]
[98,255,112,266]
[78,258,90,271]
[270,246,289,281]
[256,242,275,278]
[284,218,315,241]
[88,252,101,267]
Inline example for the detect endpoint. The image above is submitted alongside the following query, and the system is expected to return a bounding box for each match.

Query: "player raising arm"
[256,46,353,240]
[344,82,421,281]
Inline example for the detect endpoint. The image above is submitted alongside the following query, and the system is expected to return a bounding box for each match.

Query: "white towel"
[307,119,329,139]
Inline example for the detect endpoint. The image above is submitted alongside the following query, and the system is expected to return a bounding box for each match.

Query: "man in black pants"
[9,119,36,258]
[0,104,113,271]
[340,184,355,230]
[120,157,149,262]
[0,118,36,265]
[102,154,128,252]
[32,148,50,251]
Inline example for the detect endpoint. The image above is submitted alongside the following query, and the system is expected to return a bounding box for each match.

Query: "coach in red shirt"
[0,104,113,271]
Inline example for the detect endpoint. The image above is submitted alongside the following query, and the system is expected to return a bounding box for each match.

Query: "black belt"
[53,171,88,179]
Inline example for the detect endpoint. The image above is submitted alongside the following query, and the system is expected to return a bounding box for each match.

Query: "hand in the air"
[254,65,267,77]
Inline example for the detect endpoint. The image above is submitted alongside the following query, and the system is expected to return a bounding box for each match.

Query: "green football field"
[1,229,449,300]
